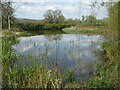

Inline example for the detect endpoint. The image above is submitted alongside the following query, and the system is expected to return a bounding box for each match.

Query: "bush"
[17,22,75,31]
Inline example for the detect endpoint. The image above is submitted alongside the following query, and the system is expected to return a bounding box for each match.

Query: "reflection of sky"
[12,34,102,53]
[12,35,46,52]
[12,34,103,81]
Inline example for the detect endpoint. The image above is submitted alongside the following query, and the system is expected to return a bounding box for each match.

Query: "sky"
[13,0,113,20]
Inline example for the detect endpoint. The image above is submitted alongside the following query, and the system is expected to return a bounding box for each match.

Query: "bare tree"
[1,0,20,30]
[44,9,65,24]
[44,9,54,23]
[1,0,14,30]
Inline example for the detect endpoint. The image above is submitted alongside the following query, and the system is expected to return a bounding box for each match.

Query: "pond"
[12,34,103,82]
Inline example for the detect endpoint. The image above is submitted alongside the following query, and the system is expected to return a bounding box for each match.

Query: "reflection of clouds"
[68,51,81,60]
[12,36,47,52]
[12,42,34,52]
[61,34,102,46]
[67,48,95,62]
[81,50,90,56]
[12,34,102,55]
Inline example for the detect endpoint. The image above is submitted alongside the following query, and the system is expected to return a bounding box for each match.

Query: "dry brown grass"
[0,27,21,37]
[68,26,107,30]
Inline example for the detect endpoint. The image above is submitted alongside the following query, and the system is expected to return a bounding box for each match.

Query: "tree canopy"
[44,9,65,24]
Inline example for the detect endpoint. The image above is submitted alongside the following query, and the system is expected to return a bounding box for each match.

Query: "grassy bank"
[1,30,66,38]
[1,31,32,37]
[63,28,104,34]
[1,27,105,38]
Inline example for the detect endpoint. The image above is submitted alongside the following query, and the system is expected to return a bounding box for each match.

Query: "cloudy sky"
[14,0,110,20]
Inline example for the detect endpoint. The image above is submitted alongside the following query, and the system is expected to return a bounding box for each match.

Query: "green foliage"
[66,71,75,83]
[87,31,119,88]
[86,15,96,24]
[87,62,119,88]
[87,2,119,88]
[2,37,63,88]
[80,20,105,27]
[100,17,109,26]
[65,18,78,25]
[17,22,75,31]
[1,2,119,88]
[79,15,106,27]
[65,83,82,88]
[2,37,18,87]
[80,2,119,88]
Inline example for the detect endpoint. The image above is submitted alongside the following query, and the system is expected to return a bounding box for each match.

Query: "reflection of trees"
[44,34,63,41]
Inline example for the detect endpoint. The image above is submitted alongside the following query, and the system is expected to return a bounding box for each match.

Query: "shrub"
[17,22,75,31]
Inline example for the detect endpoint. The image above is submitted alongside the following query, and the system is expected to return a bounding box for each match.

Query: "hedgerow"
[17,22,75,31]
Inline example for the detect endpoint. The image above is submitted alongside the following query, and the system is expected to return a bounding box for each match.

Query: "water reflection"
[12,34,103,81]
[44,34,63,41]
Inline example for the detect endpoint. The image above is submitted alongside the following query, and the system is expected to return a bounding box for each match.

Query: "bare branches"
[1,0,21,30]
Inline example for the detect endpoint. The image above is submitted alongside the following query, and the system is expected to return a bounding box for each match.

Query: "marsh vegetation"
[2,33,104,88]
[1,0,119,89]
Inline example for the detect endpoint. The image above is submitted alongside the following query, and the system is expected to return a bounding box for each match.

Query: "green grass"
[2,30,66,37]
[16,32,34,36]
[2,31,34,37]
[63,28,104,34]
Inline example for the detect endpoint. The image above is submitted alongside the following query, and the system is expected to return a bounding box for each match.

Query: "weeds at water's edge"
[86,41,119,88]
[1,35,119,88]
[2,37,64,88]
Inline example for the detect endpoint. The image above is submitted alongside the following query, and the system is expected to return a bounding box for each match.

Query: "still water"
[12,34,103,81]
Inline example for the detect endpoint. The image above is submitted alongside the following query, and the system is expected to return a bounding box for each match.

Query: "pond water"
[12,34,103,81]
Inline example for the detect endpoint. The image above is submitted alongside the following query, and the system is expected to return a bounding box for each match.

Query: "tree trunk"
[8,16,10,31]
